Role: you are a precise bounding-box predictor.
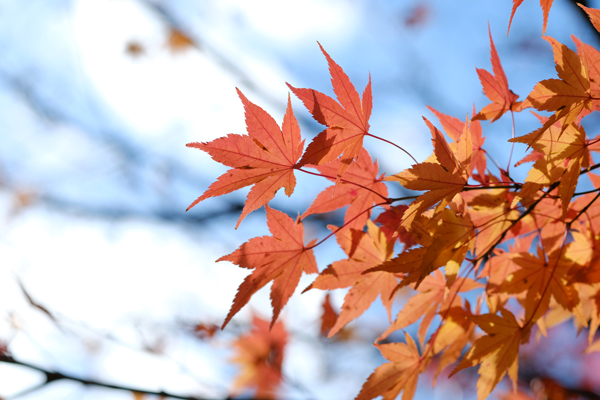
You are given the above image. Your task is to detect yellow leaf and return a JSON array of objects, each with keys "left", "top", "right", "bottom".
[{"left": 451, "top": 309, "right": 527, "bottom": 400}]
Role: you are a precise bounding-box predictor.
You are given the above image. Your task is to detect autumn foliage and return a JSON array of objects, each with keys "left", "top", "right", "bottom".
[{"left": 187, "top": 3, "right": 600, "bottom": 399}]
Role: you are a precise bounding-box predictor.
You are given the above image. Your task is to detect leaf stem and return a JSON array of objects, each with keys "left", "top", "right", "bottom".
[
  {"left": 305, "top": 201, "right": 389, "bottom": 250},
  {"left": 366, "top": 133, "right": 418, "bottom": 164},
  {"left": 297, "top": 168, "right": 389, "bottom": 202},
  {"left": 484, "top": 149, "right": 504, "bottom": 174}
]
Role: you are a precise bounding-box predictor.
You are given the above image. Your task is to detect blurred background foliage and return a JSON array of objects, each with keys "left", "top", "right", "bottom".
[{"left": 2, "top": 0, "right": 600, "bottom": 399}]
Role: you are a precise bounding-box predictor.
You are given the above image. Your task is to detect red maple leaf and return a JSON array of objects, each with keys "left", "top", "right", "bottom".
[
  {"left": 288, "top": 43, "right": 372, "bottom": 182},
  {"left": 219, "top": 206, "right": 317, "bottom": 328},
  {"left": 187, "top": 90, "right": 305, "bottom": 228}
]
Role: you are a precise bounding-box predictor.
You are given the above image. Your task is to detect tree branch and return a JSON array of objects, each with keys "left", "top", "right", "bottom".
[{"left": 0, "top": 354, "right": 232, "bottom": 400}]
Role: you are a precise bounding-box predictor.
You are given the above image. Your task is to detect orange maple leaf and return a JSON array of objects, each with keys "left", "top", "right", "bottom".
[
  {"left": 428, "top": 106, "right": 487, "bottom": 179},
  {"left": 498, "top": 246, "right": 582, "bottom": 324},
  {"left": 219, "top": 206, "right": 317, "bottom": 329},
  {"left": 386, "top": 117, "right": 471, "bottom": 229},
  {"left": 432, "top": 306, "right": 478, "bottom": 384},
  {"left": 481, "top": 235, "right": 534, "bottom": 313},
  {"left": 369, "top": 200, "right": 475, "bottom": 288},
  {"left": 356, "top": 333, "right": 429, "bottom": 400},
  {"left": 187, "top": 90, "right": 305, "bottom": 228},
  {"left": 510, "top": 114, "right": 590, "bottom": 217},
  {"left": 231, "top": 314, "right": 287, "bottom": 399},
  {"left": 451, "top": 309, "right": 529, "bottom": 400},
  {"left": 288, "top": 43, "right": 372, "bottom": 182},
  {"left": 303, "top": 221, "right": 398, "bottom": 337},
  {"left": 376, "top": 270, "right": 482, "bottom": 343},
  {"left": 473, "top": 25, "right": 520, "bottom": 122},
  {"left": 301, "top": 148, "right": 387, "bottom": 230},
  {"left": 522, "top": 36, "right": 592, "bottom": 142},
  {"left": 429, "top": 105, "right": 489, "bottom": 180}
]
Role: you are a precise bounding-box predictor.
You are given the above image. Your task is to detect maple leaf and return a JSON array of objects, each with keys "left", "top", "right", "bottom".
[
  {"left": 287, "top": 43, "right": 372, "bottom": 181},
  {"left": 369, "top": 200, "right": 476, "bottom": 288},
  {"left": 187, "top": 90, "right": 305, "bottom": 228},
  {"left": 432, "top": 306, "right": 478, "bottom": 384},
  {"left": 508, "top": 0, "right": 554, "bottom": 35},
  {"left": 451, "top": 309, "right": 529, "bottom": 400},
  {"left": 303, "top": 221, "right": 398, "bottom": 337},
  {"left": 182, "top": 8, "right": 600, "bottom": 398},
  {"left": 473, "top": 25, "right": 520, "bottom": 122},
  {"left": 231, "top": 314, "right": 287, "bottom": 399},
  {"left": 301, "top": 148, "right": 387, "bottom": 230},
  {"left": 426, "top": 106, "right": 463, "bottom": 142},
  {"left": 219, "top": 206, "right": 317, "bottom": 329},
  {"left": 386, "top": 117, "right": 470, "bottom": 229},
  {"left": 522, "top": 36, "right": 592, "bottom": 141},
  {"left": 428, "top": 106, "right": 487, "bottom": 179},
  {"left": 510, "top": 115, "right": 590, "bottom": 217},
  {"left": 356, "top": 333, "right": 429, "bottom": 400},
  {"left": 498, "top": 246, "right": 582, "bottom": 324},
  {"left": 376, "top": 270, "right": 482, "bottom": 343}
]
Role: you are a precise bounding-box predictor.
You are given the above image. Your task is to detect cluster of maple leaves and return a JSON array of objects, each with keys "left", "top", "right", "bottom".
[{"left": 187, "top": 3, "right": 600, "bottom": 399}]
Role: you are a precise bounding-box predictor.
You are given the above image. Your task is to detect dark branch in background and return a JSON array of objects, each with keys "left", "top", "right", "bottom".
[
  {"left": 39, "top": 192, "right": 245, "bottom": 225},
  {"left": 0, "top": 354, "right": 236, "bottom": 400},
  {"left": 4, "top": 189, "right": 342, "bottom": 231}
]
